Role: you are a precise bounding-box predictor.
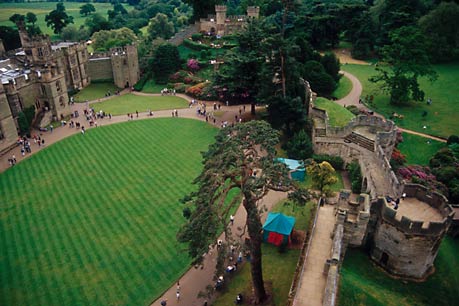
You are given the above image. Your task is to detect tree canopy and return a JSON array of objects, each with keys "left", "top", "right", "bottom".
[
  {"left": 370, "top": 26, "right": 437, "bottom": 105},
  {"left": 177, "top": 120, "right": 293, "bottom": 303},
  {"left": 147, "top": 13, "right": 175, "bottom": 40},
  {"left": 91, "top": 27, "right": 137, "bottom": 51},
  {"left": 80, "top": 3, "right": 96, "bottom": 17},
  {"left": 150, "top": 43, "right": 181, "bottom": 84},
  {"left": 45, "top": 3, "right": 74, "bottom": 34}
]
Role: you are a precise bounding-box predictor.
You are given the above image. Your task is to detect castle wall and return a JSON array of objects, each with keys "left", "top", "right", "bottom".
[
  {"left": 369, "top": 185, "right": 453, "bottom": 279},
  {"left": 88, "top": 58, "right": 113, "bottom": 81},
  {"left": 0, "top": 89, "right": 17, "bottom": 154}
]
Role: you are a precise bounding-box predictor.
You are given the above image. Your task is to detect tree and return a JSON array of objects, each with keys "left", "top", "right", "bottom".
[
  {"left": 25, "top": 12, "right": 37, "bottom": 26},
  {"left": 370, "top": 26, "right": 437, "bottom": 105},
  {"left": 85, "top": 13, "right": 111, "bottom": 35},
  {"left": 91, "top": 27, "right": 137, "bottom": 51},
  {"left": 0, "top": 26, "right": 21, "bottom": 51},
  {"left": 45, "top": 3, "right": 74, "bottom": 34},
  {"left": 147, "top": 13, "right": 174, "bottom": 40},
  {"left": 419, "top": 1, "right": 459, "bottom": 62},
  {"left": 80, "top": 3, "right": 96, "bottom": 16},
  {"left": 183, "top": 0, "right": 220, "bottom": 20},
  {"left": 177, "top": 120, "right": 293, "bottom": 304},
  {"left": 306, "top": 161, "right": 337, "bottom": 195},
  {"left": 320, "top": 52, "right": 341, "bottom": 82},
  {"left": 9, "top": 13, "right": 25, "bottom": 25},
  {"left": 61, "top": 25, "right": 90, "bottom": 42},
  {"left": 150, "top": 43, "right": 181, "bottom": 84},
  {"left": 284, "top": 129, "right": 313, "bottom": 160}
]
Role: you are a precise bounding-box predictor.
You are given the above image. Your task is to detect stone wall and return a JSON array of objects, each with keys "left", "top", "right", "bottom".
[
  {"left": 369, "top": 184, "right": 453, "bottom": 279},
  {"left": 87, "top": 58, "right": 113, "bottom": 81},
  {"left": 323, "top": 224, "right": 344, "bottom": 306}
]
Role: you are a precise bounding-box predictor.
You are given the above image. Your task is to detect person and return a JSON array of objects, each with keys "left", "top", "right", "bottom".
[
  {"left": 160, "top": 299, "right": 167, "bottom": 306},
  {"left": 401, "top": 193, "right": 406, "bottom": 200},
  {"left": 238, "top": 251, "right": 243, "bottom": 263},
  {"left": 236, "top": 293, "right": 243, "bottom": 304},
  {"left": 176, "top": 290, "right": 180, "bottom": 300},
  {"left": 81, "top": 126, "right": 85, "bottom": 135},
  {"left": 230, "top": 214, "right": 234, "bottom": 225},
  {"left": 217, "top": 239, "right": 222, "bottom": 248}
]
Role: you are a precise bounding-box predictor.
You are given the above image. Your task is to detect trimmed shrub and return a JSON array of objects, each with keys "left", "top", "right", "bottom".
[
  {"left": 191, "top": 33, "right": 203, "bottom": 41},
  {"left": 313, "top": 154, "right": 345, "bottom": 170}
]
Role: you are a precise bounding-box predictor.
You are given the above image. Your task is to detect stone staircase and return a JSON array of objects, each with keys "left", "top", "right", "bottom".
[{"left": 344, "top": 132, "right": 374, "bottom": 152}]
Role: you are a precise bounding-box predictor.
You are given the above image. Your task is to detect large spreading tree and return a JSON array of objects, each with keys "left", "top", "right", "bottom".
[
  {"left": 45, "top": 3, "right": 74, "bottom": 34},
  {"left": 370, "top": 26, "right": 437, "bottom": 105},
  {"left": 177, "top": 120, "right": 293, "bottom": 303}
]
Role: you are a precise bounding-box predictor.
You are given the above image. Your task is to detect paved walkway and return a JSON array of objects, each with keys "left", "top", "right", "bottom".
[
  {"left": 151, "top": 191, "right": 287, "bottom": 306},
  {"left": 293, "top": 204, "right": 335, "bottom": 306}
]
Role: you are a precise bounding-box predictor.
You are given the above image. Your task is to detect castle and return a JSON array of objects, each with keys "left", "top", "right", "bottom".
[
  {"left": 306, "top": 98, "right": 455, "bottom": 305},
  {"left": 0, "top": 22, "right": 139, "bottom": 155},
  {"left": 200, "top": 5, "right": 260, "bottom": 36}
]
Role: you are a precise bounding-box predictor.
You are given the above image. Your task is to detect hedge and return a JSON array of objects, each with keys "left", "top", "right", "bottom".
[{"left": 182, "top": 39, "right": 211, "bottom": 51}]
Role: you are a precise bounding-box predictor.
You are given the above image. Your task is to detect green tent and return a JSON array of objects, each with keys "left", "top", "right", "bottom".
[{"left": 263, "top": 212, "right": 296, "bottom": 246}]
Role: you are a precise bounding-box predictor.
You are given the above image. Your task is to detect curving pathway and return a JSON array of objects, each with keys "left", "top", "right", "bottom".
[{"left": 334, "top": 71, "right": 446, "bottom": 143}]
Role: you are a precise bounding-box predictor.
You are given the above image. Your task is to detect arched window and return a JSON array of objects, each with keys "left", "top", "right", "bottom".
[
  {"left": 56, "top": 80, "right": 61, "bottom": 92},
  {"left": 59, "top": 96, "right": 65, "bottom": 107}
]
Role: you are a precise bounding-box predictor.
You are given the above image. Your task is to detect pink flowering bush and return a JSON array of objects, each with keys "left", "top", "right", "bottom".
[
  {"left": 187, "top": 58, "right": 200, "bottom": 71},
  {"left": 398, "top": 165, "right": 448, "bottom": 194}
]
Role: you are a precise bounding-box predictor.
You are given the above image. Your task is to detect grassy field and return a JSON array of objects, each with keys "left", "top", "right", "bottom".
[
  {"left": 141, "top": 80, "right": 164, "bottom": 94},
  {"left": 397, "top": 132, "right": 446, "bottom": 166},
  {"left": 90, "top": 94, "right": 189, "bottom": 115},
  {"left": 339, "top": 237, "right": 459, "bottom": 306},
  {"left": 332, "top": 74, "right": 353, "bottom": 100},
  {"left": 0, "top": 2, "right": 124, "bottom": 40},
  {"left": 73, "top": 83, "right": 120, "bottom": 102},
  {"left": 314, "top": 97, "right": 355, "bottom": 127},
  {"left": 341, "top": 63, "right": 459, "bottom": 138},
  {"left": 0, "top": 118, "right": 217, "bottom": 306},
  {"left": 212, "top": 200, "right": 314, "bottom": 305}
]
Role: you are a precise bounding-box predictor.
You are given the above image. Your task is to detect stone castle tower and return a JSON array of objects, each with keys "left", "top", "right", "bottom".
[
  {"left": 215, "top": 5, "right": 227, "bottom": 36},
  {"left": 367, "top": 184, "right": 453, "bottom": 279},
  {"left": 110, "top": 45, "right": 139, "bottom": 88}
]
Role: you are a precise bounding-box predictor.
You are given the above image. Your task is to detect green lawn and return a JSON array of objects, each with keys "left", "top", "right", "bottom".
[
  {"left": 397, "top": 133, "right": 446, "bottom": 166},
  {"left": 0, "top": 118, "right": 217, "bottom": 306},
  {"left": 141, "top": 80, "right": 164, "bottom": 94},
  {"left": 339, "top": 237, "right": 459, "bottom": 306},
  {"left": 332, "top": 74, "right": 353, "bottom": 100},
  {"left": 90, "top": 94, "right": 189, "bottom": 115},
  {"left": 0, "top": 2, "right": 127, "bottom": 40},
  {"left": 341, "top": 63, "right": 459, "bottom": 138},
  {"left": 212, "top": 201, "right": 314, "bottom": 305},
  {"left": 314, "top": 97, "right": 355, "bottom": 127},
  {"left": 73, "top": 83, "right": 120, "bottom": 102}
]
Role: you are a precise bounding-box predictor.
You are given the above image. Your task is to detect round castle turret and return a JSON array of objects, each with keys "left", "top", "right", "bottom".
[{"left": 369, "top": 183, "right": 454, "bottom": 279}]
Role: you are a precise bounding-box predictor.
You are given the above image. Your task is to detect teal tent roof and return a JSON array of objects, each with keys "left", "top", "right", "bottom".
[
  {"left": 263, "top": 212, "right": 296, "bottom": 236},
  {"left": 275, "top": 158, "right": 305, "bottom": 171}
]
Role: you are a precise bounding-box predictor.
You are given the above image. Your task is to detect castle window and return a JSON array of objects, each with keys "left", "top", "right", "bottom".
[
  {"left": 0, "top": 123, "right": 4, "bottom": 140},
  {"left": 41, "top": 85, "right": 46, "bottom": 96},
  {"left": 70, "top": 55, "right": 76, "bottom": 65},
  {"left": 73, "top": 68, "right": 80, "bottom": 81},
  {"left": 38, "top": 47, "right": 43, "bottom": 57},
  {"left": 59, "top": 96, "right": 65, "bottom": 107},
  {"left": 123, "top": 59, "right": 127, "bottom": 65},
  {"left": 56, "top": 80, "right": 61, "bottom": 92}
]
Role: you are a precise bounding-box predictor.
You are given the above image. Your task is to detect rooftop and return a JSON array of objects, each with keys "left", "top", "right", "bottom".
[
  {"left": 394, "top": 197, "right": 444, "bottom": 223},
  {"left": 353, "top": 126, "right": 385, "bottom": 141}
]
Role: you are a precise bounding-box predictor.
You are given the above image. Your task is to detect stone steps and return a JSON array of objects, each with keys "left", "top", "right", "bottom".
[{"left": 344, "top": 132, "right": 374, "bottom": 152}]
